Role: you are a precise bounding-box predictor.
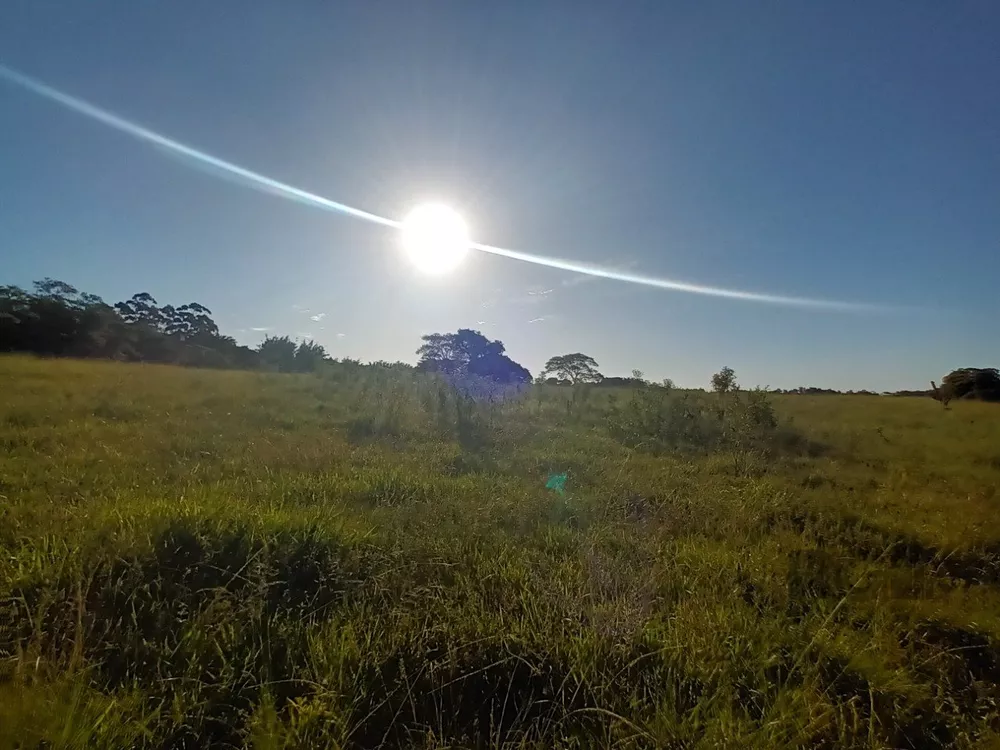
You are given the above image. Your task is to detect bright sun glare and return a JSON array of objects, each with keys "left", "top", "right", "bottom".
[{"left": 400, "top": 203, "right": 470, "bottom": 275}]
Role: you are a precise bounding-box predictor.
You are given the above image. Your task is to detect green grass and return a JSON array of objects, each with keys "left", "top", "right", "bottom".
[{"left": 2, "top": 354, "right": 1000, "bottom": 748}]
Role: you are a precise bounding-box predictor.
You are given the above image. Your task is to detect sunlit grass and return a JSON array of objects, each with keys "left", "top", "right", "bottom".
[{"left": 2, "top": 354, "right": 1000, "bottom": 748}]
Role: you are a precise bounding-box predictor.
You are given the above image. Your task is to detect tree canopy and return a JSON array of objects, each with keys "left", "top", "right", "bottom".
[
  {"left": 540, "top": 353, "right": 603, "bottom": 384},
  {"left": 417, "top": 329, "right": 531, "bottom": 384},
  {"left": 710, "top": 366, "right": 737, "bottom": 394},
  {"left": 938, "top": 368, "right": 1000, "bottom": 402},
  {"left": 0, "top": 279, "right": 313, "bottom": 371}
]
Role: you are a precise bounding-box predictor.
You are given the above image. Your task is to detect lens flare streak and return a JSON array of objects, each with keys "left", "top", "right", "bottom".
[{"left": 0, "top": 63, "right": 885, "bottom": 312}]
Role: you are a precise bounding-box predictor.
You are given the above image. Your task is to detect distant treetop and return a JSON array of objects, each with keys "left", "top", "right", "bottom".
[{"left": 541, "top": 353, "right": 603, "bottom": 384}]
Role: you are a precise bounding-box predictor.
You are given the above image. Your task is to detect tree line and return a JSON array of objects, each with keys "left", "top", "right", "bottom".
[
  {"left": 0, "top": 278, "right": 327, "bottom": 372},
  {"left": 2, "top": 279, "right": 997, "bottom": 399}
]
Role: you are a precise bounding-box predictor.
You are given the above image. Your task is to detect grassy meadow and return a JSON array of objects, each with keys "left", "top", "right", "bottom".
[{"left": 2, "top": 354, "right": 1000, "bottom": 748}]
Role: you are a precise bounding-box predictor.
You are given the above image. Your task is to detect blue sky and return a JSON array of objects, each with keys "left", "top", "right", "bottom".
[{"left": 2, "top": 2, "right": 997, "bottom": 390}]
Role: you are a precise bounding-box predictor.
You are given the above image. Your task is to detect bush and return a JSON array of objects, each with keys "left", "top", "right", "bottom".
[{"left": 609, "top": 381, "right": 787, "bottom": 462}]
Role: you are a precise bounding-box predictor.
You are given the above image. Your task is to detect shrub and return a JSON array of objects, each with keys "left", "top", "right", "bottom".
[{"left": 609, "top": 381, "right": 787, "bottom": 461}]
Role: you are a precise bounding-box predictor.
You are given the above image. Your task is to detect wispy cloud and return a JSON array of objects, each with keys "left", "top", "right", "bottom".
[
  {"left": 310, "top": 313, "right": 326, "bottom": 322},
  {"left": 336, "top": 332, "right": 346, "bottom": 338},
  {"left": 527, "top": 316, "right": 548, "bottom": 324},
  {"left": 291, "top": 304, "right": 310, "bottom": 313},
  {"left": 250, "top": 326, "right": 271, "bottom": 332}
]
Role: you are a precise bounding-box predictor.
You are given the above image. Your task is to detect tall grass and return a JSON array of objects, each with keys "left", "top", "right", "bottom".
[{"left": 2, "top": 355, "right": 1000, "bottom": 748}]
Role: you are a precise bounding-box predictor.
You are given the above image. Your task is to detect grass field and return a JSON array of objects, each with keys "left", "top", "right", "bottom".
[{"left": 2, "top": 354, "right": 1000, "bottom": 748}]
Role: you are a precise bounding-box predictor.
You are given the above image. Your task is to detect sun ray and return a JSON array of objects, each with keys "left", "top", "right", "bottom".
[{"left": 0, "top": 63, "right": 894, "bottom": 313}]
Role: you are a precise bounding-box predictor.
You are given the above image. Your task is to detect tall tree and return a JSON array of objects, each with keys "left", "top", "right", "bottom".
[
  {"left": 417, "top": 329, "right": 505, "bottom": 374},
  {"left": 1, "top": 279, "right": 114, "bottom": 356},
  {"left": 541, "top": 353, "right": 603, "bottom": 384},
  {"left": 417, "top": 329, "right": 530, "bottom": 384},
  {"left": 164, "top": 303, "right": 220, "bottom": 340},
  {"left": 710, "top": 366, "right": 737, "bottom": 394},
  {"left": 114, "top": 292, "right": 164, "bottom": 329},
  {"left": 258, "top": 335, "right": 298, "bottom": 372},
  {"left": 940, "top": 368, "right": 1000, "bottom": 402},
  {"left": 294, "top": 340, "right": 330, "bottom": 372}
]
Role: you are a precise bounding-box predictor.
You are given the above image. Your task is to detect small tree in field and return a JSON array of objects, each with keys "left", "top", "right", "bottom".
[{"left": 711, "top": 366, "right": 737, "bottom": 394}]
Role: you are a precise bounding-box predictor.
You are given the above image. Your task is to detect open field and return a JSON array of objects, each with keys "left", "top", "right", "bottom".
[{"left": 2, "top": 355, "right": 1000, "bottom": 748}]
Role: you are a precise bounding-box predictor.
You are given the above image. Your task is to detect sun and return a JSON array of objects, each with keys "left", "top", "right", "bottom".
[{"left": 400, "top": 203, "right": 470, "bottom": 275}]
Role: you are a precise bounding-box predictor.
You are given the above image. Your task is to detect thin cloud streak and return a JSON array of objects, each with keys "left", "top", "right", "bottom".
[{"left": 0, "top": 63, "right": 896, "bottom": 314}]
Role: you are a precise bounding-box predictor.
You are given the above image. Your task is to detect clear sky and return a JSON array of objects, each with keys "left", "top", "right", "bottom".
[{"left": 2, "top": 2, "right": 998, "bottom": 390}]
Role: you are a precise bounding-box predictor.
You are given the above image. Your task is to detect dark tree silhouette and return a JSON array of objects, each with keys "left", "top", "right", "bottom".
[
  {"left": 2, "top": 279, "right": 117, "bottom": 357},
  {"left": 467, "top": 350, "right": 532, "bottom": 384},
  {"left": 1, "top": 279, "right": 258, "bottom": 368},
  {"left": 939, "top": 368, "right": 1000, "bottom": 402},
  {"left": 257, "top": 335, "right": 298, "bottom": 371},
  {"left": 115, "top": 292, "right": 164, "bottom": 328},
  {"left": 255, "top": 336, "right": 330, "bottom": 373},
  {"left": 294, "top": 340, "right": 330, "bottom": 372},
  {"left": 417, "top": 329, "right": 530, "bottom": 384},
  {"left": 711, "top": 366, "right": 737, "bottom": 394},
  {"left": 540, "top": 353, "right": 602, "bottom": 384}
]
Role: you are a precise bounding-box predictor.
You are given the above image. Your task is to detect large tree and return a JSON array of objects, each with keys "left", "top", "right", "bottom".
[
  {"left": 294, "top": 340, "right": 330, "bottom": 372},
  {"left": 417, "top": 329, "right": 530, "bottom": 384},
  {"left": 938, "top": 368, "right": 1000, "bottom": 402},
  {"left": 540, "top": 353, "right": 603, "bottom": 384},
  {"left": 258, "top": 335, "right": 298, "bottom": 371}
]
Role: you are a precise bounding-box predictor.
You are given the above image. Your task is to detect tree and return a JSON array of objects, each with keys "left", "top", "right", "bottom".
[
  {"left": 631, "top": 369, "right": 646, "bottom": 383},
  {"left": 662, "top": 378, "right": 675, "bottom": 390},
  {"left": 711, "top": 366, "right": 737, "bottom": 394},
  {"left": 541, "top": 353, "right": 603, "bottom": 384},
  {"left": 258, "top": 335, "right": 298, "bottom": 372},
  {"left": 417, "top": 329, "right": 505, "bottom": 373},
  {"left": 417, "top": 329, "right": 530, "bottom": 384},
  {"left": 114, "top": 292, "right": 164, "bottom": 329},
  {"left": 939, "top": 368, "right": 1000, "bottom": 402},
  {"left": 294, "top": 340, "right": 330, "bottom": 372},
  {"left": 468, "top": 350, "right": 532, "bottom": 384},
  {"left": 0, "top": 279, "right": 120, "bottom": 357},
  {"left": 163, "top": 303, "right": 219, "bottom": 340}
]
